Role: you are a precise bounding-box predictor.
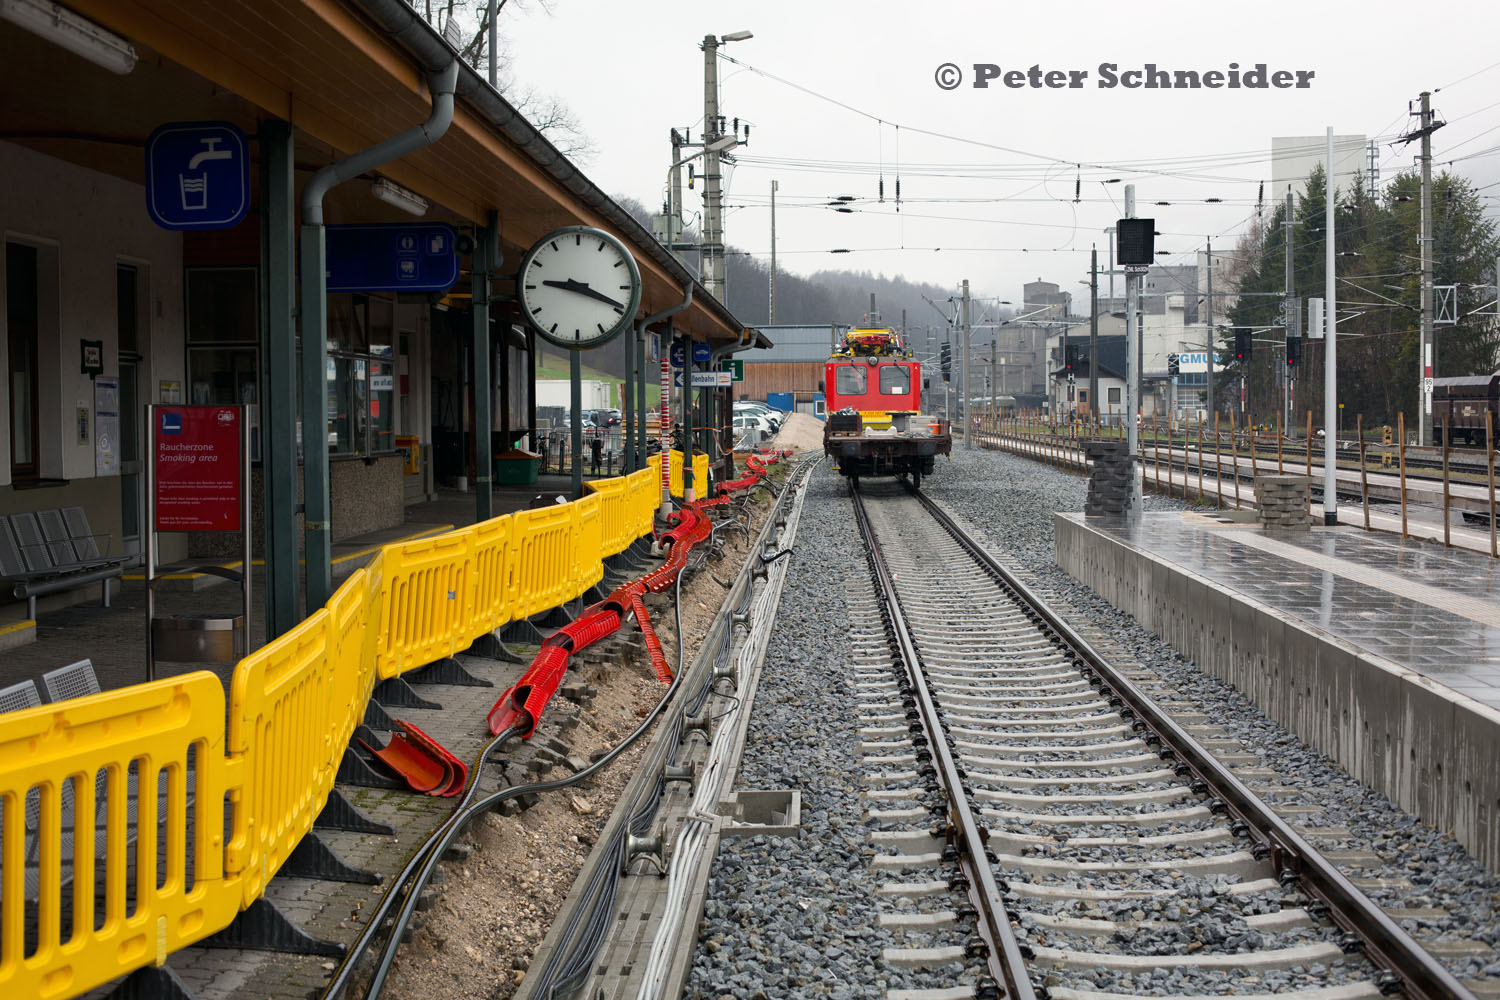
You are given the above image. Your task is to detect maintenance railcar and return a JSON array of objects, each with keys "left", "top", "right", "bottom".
[
  {"left": 1432, "top": 373, "right": 1499, "bottom": 446},
  {"left": 823, "top": 328, "right": 951, "bottom": 486}
]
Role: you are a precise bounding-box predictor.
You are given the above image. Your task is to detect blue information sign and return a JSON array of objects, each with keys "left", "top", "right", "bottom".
[
  {"left": 669, "top": 341, "right": 686, "bottom": 368},
  {"left": 692, "top": 342, "right": 712, "bottom": 364},
  {"left": 145, "top": 122, "right": 250, "bottom": 230},
  {"left": 325, "top": 223, "right": 459, "bottom": 294}
]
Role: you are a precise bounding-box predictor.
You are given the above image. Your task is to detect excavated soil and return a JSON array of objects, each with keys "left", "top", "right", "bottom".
[{"left": 381, "top": 477, "right": 784, "bottom": 1000}]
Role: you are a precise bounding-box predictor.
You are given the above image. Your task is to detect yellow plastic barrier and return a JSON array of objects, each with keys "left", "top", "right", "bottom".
[
  {"left": 374, "top": 528, "right": 475, "bottom": 679},
  {"left": 667, "top": 450, "right": 711, "bottom": 498},
  {"left": 584, "top": 477, "right": 632, "bottom": 558},
  {"left": 467, "top": 514, "right": 515, "bottom": 639},
  {"left": 0, "top": 673, "right": 239, "bottom": 999},
  {"left": 0, "top": 439, "right": 676, "bottom": 1000},
  {"left": 573, "top": 492, "right": 604, "bottom": 596},
  {"left": 510, "top": 503, "right": 576, "bottom": 619},
  {"left": 325, "top": 567, "right": 377, "bottom": 775},
  {"left": 227, "top": 607, "right": 334, "bottom": 904}
]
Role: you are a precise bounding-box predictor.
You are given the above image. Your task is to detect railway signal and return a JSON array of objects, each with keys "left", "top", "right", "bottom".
[
  {"left": 1064, "top": 344, "right": 1080, "bottom": 373},
  {"left": 1286, "top": 336, "right": 1302, "bottom": 367},
  {"left": 940, "top": 342, "right": 952, "bottom": 381},
  {"left": 1234, "top": 331, "right": 1251, "bottom": 362}
]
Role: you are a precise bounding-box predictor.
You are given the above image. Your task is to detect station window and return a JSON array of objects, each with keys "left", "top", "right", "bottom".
[
  {"left": 1108, "top": 387, "right": 1122, "bottom": 404},
  {"left": 834, "top": 364, "right": 867, "bottom": 395},
  {"left": 878, "top": 365, "right": 911, "bottom": 395},
  {"left": 327, "top": 294, "right": 397, "bottom": 457}
]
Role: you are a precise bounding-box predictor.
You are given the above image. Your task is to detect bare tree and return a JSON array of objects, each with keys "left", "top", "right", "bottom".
[{"left": 422, "top": 0, "right": 596, "bottom": 162}]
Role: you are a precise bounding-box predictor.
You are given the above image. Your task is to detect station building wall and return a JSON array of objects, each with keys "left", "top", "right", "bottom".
[{"left": 0, "top": 140, "right": 188, "bottom": 568}]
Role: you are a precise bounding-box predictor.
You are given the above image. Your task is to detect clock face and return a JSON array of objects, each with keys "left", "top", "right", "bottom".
[{"left": 518, "top": 227, "right": 642, "bottom": 349}]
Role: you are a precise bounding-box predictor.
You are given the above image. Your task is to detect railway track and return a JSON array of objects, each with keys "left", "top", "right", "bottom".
[{"left": 848, "top": 478, "right": 1476, "bottom": 1000}]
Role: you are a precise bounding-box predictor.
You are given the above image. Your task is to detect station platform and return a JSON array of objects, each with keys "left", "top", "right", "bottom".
[
  {"left": 0, "top": 470, "right": 634, "bottom": 694},
  {"left": 1056, "top": 511, "right": 1500, "bottom": 874}
]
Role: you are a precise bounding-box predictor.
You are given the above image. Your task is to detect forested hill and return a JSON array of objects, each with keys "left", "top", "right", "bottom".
[{"left": 616, "top": 197, "right": 971, "bottom": 331}]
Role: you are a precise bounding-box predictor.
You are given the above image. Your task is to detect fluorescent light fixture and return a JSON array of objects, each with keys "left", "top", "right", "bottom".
[
  {"left": 371, "top": 177, "right": 429, "bottom": 217},
  {"left": 706, "top": 136, "right": 739, "bottom": 154},
  {"left": 0, "top": 0, "right": 137, "bottom": 74}
]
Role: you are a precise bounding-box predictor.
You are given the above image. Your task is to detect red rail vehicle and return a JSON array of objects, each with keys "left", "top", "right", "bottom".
[{"left": 823, "top": 328, "right": 951, "bottom": 487}]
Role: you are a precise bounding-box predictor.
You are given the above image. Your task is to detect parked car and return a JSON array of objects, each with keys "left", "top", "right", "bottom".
[
  {"left": 732, "top": 412, "right": 775, "bottom": 443},
  {"left": 734, "top": 401, "right": 784, "bottom": 431},
  {"left": 590, "top": 408, "right": 621, "bottom": 427}
]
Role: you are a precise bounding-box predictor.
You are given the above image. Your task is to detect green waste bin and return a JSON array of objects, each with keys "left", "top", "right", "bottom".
[{"left": 495, "top": 449, "right": 541, "bottom": 485}]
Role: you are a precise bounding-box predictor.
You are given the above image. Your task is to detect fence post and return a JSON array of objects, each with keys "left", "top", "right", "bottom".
[
  {"left": 1305, "top": 411, "right": 1313, "bottom": 514},
  {"left": 1358, "top": 413, "right": 1370, "bottom": 531},
  {"left": 1248, "top": 413, "right": 1258, "bottom": 482},
  {"left": 1398, "top": 411, "right": 1409, "bottom": 539}
]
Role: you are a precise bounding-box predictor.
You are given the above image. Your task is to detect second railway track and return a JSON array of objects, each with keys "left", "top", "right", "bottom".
[{"left": 847, "top": 478, "right": 1473, "bottom": 1000}]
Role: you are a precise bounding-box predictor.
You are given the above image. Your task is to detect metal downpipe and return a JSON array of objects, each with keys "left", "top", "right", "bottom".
[{"left": 298, "top": 59, "right": 459, "bottom": 607}]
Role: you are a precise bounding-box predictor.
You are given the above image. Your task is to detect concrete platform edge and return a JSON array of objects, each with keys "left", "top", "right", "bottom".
[{"left": 1055, "top": 512, "right": 1500, "bottom": 876}]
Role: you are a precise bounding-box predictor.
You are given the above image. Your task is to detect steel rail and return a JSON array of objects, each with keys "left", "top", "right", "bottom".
[
  {"left": 849, "top": 481, "right": 1031, "bottom": 1000},
  {"left": 908, "top": 486, "right": 1477, "bottom": 1000}
]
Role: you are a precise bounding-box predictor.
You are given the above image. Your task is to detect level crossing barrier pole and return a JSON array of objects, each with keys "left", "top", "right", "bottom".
[
  {"left": 1230, "top": 411, "right": 1240, "bottom": 508},
  {"left": 1277, "top": 412, "right": 1284, "bottom": 474},
  {"left": 1443, "top": 416, "right": 1451, "bottom": 547},
  {"left": 1214, "top": 414, "right": 1223, "bottom": 508},
  {"left": 1399, "top": 412, "right": 1409, "bottom": 538},
  {"left": 1487, "top": 411, "right": 1497, "bottom": 557},
  {"left": 1358, "top": 414, "right": 1370, "bottom": 530}
]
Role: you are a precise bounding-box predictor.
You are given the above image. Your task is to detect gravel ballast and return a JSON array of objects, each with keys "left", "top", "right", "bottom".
[{"left": 683, "top": 447, "right": 1500, "bottom": 998}]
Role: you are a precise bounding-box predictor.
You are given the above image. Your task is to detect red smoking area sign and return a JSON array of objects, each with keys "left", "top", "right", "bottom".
[{"left": 154, "top": 405, "right": 243, "bottom": 531}]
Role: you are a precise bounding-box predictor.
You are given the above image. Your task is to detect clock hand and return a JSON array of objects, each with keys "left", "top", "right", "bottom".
[{"left": 541, "top": 278, "right": 624, "bottom": 309}]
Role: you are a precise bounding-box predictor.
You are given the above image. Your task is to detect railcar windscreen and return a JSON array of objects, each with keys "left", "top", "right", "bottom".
[
  {"left": 835, "top": 364, "right": 867, "bottom": 395},
  {"left": 879, "top": 365, "right": 911, "bottom": 395}
]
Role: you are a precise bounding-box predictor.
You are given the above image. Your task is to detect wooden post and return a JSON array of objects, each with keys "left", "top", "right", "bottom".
[
  {"left": 1398, "top": 411, "right": 1408, "bottom": 539},
  {"left": 1358, "top": 414, "right": 1370, "bottom": 531},
  {"left": 1230, "top": 410, "right": 1240, "bottom": 508},
  {"left": 1442, "top": 415, "right": 1451, "bottom": 548},
  {"left": 1487, "top": 410, "right": 1496, "bottom": 559},
  {"left": 1214, "top": 412, "right": 1223, "bottom": 508},
  {"left": 1154, "top": 415, "right": 1162, "bottom": 494}
]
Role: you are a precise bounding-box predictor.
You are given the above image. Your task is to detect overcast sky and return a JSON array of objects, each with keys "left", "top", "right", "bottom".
[{"left": 502, "top": 0, "right": 1500, "bottom": 303}]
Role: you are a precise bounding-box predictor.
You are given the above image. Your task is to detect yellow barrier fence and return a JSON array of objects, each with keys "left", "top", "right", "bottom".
[
  {"left": 0, "top": 459, "right": 671, "bottom": 998},
  {"left": 375, "top": 528, "right": 475, "bottom": 680},
  {"left": 510, "top": 503, "right": 576, "bottom": 619},
  {"left": 228, "top": 606, "right": 334, "bottom": 904},
  {"left": 0, "top": 673, "right": 239, "bottom": 999},
  {"left": 573, "top": 493, "right": 604, "bottom": 597},
  {"left": 467, "top": 514, "right": 515, "bottom": 639},
  {"left": 667, "top": 450, "right": 711, "bottom": 499},
  {"left": 584, "top": 478, "right": 632, "bottom": 558}
]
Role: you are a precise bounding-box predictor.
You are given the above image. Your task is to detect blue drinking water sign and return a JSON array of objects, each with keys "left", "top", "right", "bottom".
[
  {"left": 325, "top": 223, "right": 459, "bottom": 294},
  {"left": 145, "top": 122, "right": 250, "bottom": 230}
]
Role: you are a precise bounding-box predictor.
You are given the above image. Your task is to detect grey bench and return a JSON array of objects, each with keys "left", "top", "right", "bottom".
[{"left": 0, "top": 508, "right": 128, "bottom": 618}]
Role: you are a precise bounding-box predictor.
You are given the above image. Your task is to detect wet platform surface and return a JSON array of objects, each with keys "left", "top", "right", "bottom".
[{"left": 1078, "top": 512, "right": 1500, "bottom": 711}]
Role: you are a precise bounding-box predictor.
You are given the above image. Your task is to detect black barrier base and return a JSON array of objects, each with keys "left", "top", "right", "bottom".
[
  {"left": 502, "top": 618, "right": 547, "bottom": 644},
  {"left": 467, "top": 630, "right": 525, "bottom": 663},
  {"left": 200, "top": 898, "right": 344, "bottom": 957},
  {"left": 107, "top": 964, "right": 198, "bottom": 1000},
  {"left": 282, "top": 832, "right": 380, "bottom": 884},
  {"left": 362, "top": 698, "right": 397, "bottom": 731},
  {"left": 406, "top": 656, "right": 492, "bottom": 687},
  {"left": 336, "top": 744, "right": 402, "bottom": 789},
  {"left": 315, "top": 788, "right": 395, "bottom": 834},
  {"left": 372, "top": 677, "right": 441, "bottom": 711}
]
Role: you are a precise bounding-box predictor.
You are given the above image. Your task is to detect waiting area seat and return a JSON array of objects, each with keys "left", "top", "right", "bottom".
[{"left": 0, "top": 507, "right": 129, "bottom": 618}]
